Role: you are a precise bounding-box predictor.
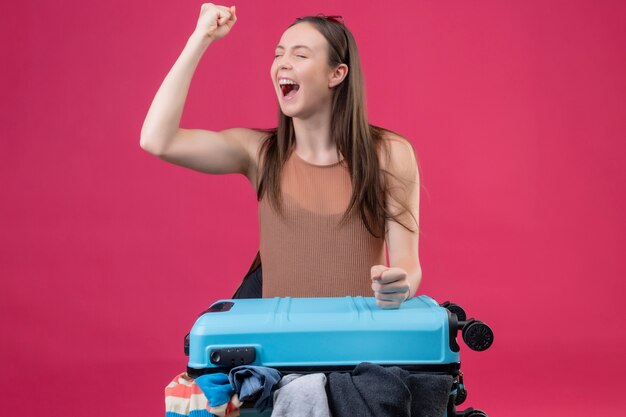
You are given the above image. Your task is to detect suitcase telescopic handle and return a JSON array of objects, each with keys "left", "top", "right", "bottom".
[{"left": 184, "top": 332, "right": 190, "bottom": 356}]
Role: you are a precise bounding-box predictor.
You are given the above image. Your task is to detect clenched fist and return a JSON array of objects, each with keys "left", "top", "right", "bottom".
[
  {"left": 371, "top": 265, "right": 411, "bottom": 309},
  {"left": 194, "top": 3, "right": 237, "bottom": 41}
]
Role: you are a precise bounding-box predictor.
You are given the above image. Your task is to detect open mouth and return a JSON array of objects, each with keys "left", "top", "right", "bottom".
[{"left": 280, "top": 82, "right": 300, "bottom": 99}]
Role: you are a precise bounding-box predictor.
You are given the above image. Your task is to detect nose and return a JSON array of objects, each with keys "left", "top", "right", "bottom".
[
  {"left": 275, "top": 54, "right": 294, "bottom": 70},
  {"left": 279, "top": 60, "right": 292, "bottom": 71}
]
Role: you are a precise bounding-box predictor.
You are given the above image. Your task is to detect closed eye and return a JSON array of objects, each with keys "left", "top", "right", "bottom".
[{"left": 273, "top": 55, "right": 307, "bottom": 58}]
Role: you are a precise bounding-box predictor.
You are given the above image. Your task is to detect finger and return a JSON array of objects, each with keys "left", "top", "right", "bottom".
[
  {"left": 215, "top": 6, "right": 232, "bottom": 24},
  {"left": 227, "top": 5, "right": 237, "bottom": 21},
  {"left": 372, "top": 281, "right": 409, "bottom": 294},
  {"left": 219, "top": 12, "right": 231, "bottom": 25},
  {"left": 375, "top": 298, "right": 401, "bottom": 309},
  {"left": 371, "top": 279, "right": 409, "bottom": 292},
  {"left": 378, "top": 267, "right": 407, "bottom": 284},
  {"left": 370, "top": 264, "right": 387, "bottom": 280},
  {"left": 227, "top": 8, "right": 237, "bottom": 26},
  {"left": 215, "top": 4, "right": 233, "bottom": 13},
  {"left": 374, "top": 291, "right": 407, "bottom": 302},
  {"left": 374, "top": 292, "right": 406, "bottom": 303},
  {"left": 217, "top": 5, "right": 235, "bottom": 16}
]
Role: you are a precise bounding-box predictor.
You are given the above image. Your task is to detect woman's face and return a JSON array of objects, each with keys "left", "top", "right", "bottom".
[{"left": 271, "top": 22, "right": 338, "bottom": 118}]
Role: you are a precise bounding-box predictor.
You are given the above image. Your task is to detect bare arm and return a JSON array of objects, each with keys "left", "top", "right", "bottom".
[
  {"left": 140, "top": 31, "right": 213, "bottom": 155},
  {"left": 371, "top": 135, "right": 422, "bottom": 308},
  {"left": 155, "top": 127, "right": 264, "bottom": 179},
  {"left": 384, "top": 136, "right": 422, "bottom": 299},
  {"left": 140, "top": 5, "right": 258, "bottom": 178}
]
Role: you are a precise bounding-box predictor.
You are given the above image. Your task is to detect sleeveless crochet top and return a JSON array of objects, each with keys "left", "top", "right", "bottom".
[{"left": 258, "top": 149, "right": 387, "bottom": 298}]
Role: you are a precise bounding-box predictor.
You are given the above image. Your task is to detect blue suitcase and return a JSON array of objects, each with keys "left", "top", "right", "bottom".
[{"left": 184, "top": 296, "right": 493, "bottom": 417}]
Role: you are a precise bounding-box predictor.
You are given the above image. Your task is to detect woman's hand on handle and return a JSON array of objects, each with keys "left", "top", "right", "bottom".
[
  {"left": 370, "top": 265, "right": 410, "bottom": 309},
  {"left": 194, "top": 3, "right": 237, "bottom": 41}
]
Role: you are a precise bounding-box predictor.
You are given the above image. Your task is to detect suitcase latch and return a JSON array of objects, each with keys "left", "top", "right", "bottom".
[{"left": 210, "top": 347, "right": 256, "bottom": 367}]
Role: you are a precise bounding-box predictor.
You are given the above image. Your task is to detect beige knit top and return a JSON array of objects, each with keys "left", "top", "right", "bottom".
[{"left": 259, "top": 149, "right": 387, "bottom": 298}]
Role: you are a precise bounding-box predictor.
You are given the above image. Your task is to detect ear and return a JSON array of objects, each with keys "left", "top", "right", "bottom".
[{"left": 328, "top": 64, "right": 349, "bottom": 88}]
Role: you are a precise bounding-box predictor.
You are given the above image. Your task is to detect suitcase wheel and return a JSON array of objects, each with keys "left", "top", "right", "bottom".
[
  {"left": 454, "top": 383, "right": 467, "bottom": 405},
  {"left": 454, "top": 371, "right": 467, "bottom": 405},
  {"left": 456, "top": 408, "right": 488, "bottom": 417},
  {"left": 462, "top": 320, "right": 494, "bottom": 351}
]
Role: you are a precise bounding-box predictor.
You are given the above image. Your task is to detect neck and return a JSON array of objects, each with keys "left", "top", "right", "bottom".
[{"left": 291, "top": 105, "right": 342, "bottom": 164}]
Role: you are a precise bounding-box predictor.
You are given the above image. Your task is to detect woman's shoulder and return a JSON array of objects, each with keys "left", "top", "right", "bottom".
[
  {"left": 375, "top": 129, "right": 417, "bottom": 174},
  {"left": 233, "top": 127, "right": 275, "bottom": 192},
  {"left": 231, "top": 127, "right": 273, "bottom": 162}
]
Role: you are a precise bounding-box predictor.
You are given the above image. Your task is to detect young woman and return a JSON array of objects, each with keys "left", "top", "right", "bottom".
[{"left": 140, "top": 4, "right": 422, "bottom": 309}]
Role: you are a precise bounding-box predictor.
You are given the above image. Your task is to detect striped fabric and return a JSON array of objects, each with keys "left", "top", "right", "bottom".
[{"left": 165, "top": 372, "right": 243, "bottom": 417}]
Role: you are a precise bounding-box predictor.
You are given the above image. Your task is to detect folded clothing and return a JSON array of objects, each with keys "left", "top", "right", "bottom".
[
  {"left": 228, "top": 365, "right": 282, "bottom": 413},
  {"left": 196, "top": 373, "right": 243, "bottom": 417},
  {"left": 403, "top": 372, "right": 455, "bottom": 417},
  {"left": 165, "top": 372, "right": 242, "bottom": 417},
  {"left": 327, "top": 362, "right": 454, "bottom": 417},
  {"left": 271, "top": 373, "right": 330, "bottom": 417},
  {"left": 165, "top": 372, "right": 210, "bottom": 417}
]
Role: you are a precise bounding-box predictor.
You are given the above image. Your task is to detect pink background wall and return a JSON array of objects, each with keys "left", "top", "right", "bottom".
[{"left": 2, "top": 0, "right": 625, "bottom": 415}]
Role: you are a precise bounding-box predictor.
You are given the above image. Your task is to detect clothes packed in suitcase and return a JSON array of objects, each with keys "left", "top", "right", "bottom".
[{"left": 166, "top": 295, "right": 493, "bottom": 417}]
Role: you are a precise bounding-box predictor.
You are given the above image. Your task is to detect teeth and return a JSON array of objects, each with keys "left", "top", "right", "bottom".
[{"left": 279, "top": 79, "right": 299, "bottom": 85}]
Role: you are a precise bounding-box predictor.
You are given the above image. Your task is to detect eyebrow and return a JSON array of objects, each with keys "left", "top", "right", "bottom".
[{"left": 275, "top": 44, "right": 314, "bottom": 51}]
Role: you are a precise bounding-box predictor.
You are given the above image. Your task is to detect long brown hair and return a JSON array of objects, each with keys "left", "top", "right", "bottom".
[{"left": 253, "top": 16, "right": 419, "bottom": 239}]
